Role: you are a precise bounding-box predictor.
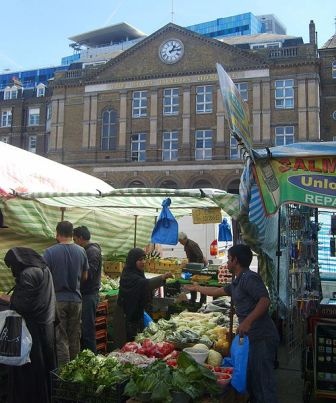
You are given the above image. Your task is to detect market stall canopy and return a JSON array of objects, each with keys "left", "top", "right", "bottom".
[
  {"left": 0, "top": 143, "right": 239, "bottom": 290},
  {"left": 253, "top": 142, "right": 336, "bottom": 215},
  {"left": 0, "top": 142, "right": 113, "bottom": 196}
]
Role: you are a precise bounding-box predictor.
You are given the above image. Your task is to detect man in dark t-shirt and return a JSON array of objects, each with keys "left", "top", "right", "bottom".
[
  {"left": 43, "top": 221, "right": 88, "bottom": 367},
  {"left": 185, "top": 244, "right": 279, "bottom": 403}
]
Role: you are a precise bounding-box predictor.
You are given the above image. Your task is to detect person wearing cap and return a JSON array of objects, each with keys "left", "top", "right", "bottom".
[
  {"left": 113, "top": 247, "right": 173, "bottom": 347},
  {"left": 178, "top": 231, "right": 208, "bottom": 305}
]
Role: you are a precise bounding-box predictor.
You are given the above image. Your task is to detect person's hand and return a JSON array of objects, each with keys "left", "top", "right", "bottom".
[
  {"left": 236, "top": 318, "right": 252, "bottom": 336},
  {"left": 162, "top": 272, "right": 174, "bottom": 280},
  {"left": 183, "top": 284, "right": 198, "bottom": 292}
]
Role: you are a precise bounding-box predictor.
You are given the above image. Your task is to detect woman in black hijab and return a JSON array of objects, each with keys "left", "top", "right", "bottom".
[
  {"left": 113, "top": 248, "right": 173, "bottom": 347},
  {"left": 4, "top": 247, "right": 57, "bottom": 403}
]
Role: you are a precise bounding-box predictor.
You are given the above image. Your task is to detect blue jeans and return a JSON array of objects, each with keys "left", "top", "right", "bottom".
[
  {"left": 247, "top": 338, "right": 279, "bottom": 403},
  {"left": 81, "top": 293, "right": 99, "bottom": 353}
]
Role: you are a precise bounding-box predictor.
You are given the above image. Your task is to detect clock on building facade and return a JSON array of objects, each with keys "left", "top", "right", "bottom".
[{"left": 159, "top": 38, "right": 184, "bottom": 64}]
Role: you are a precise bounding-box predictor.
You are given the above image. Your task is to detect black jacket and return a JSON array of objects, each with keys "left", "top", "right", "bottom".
[{"left": 80, "top": 243, "right": 102, "bottom": 295}]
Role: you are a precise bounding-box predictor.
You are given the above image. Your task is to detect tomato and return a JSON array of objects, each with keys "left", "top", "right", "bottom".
[
  {"left": 142, "top": 339, "right": 155, "bottom": 349},
  {"left": 217, "top": 373, "right": 231, "bottom": 380},
  {"left": 166, "top": 358, "right": 177, "bottom": 367}
]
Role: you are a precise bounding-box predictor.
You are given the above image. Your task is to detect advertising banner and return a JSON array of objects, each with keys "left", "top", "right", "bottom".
[
  {"left": 216, "top": 63, "right": 253, "bottom": 157},
  {"left": 255, "top": 156, "right": 336, "bottom": 215}
]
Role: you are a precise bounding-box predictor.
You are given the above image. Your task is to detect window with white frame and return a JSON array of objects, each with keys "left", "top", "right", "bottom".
[
  {"left": 1, "top": 109, "right": 12, "bottom": 127},
  {"left": 131, "top": 133, "right": 146, "bottom": 161},
  {"left": 101, "top": 109, "right": 118, "bottom": 150},
  {"left": 196, "top": 85, "right": 213, "bottom": 113},
  {"left": 275, "top": 79, "right": 294, "bottom": 109},
  {"left": 195, "top": 129, "right": 212, "bottom": 160},
  {"left": 0, "top": 136, "right": 9, "bottom": 143},
  {"left": 230, "top": 136, "right": 239, "bottom": 159},
  {"left": 163, "top": 88, "right": 179, "bottom": 115},
  {"left": 28, "top": 135, "right": 37, "bottom": 153},
  {"left": 28, "top": 108, "right": 40, "bottom": 126},
  {"left": 275, "top": 126, "right": 294, "bottom": 146},
  {"left": 132, "top": 91, "right": 147, "bottom": 117},
  {"left": 4, "top": 85, "right": 18, "bottom": 100},
  {"left": 162, "top": 131, "right": 178, "bottom": 161},
  {"left": 36, "top": 84, "right": 45, "bottom": 97},
  {"left": 236, "top": 82, "right": 248, "bottom": 101},
  {"left": 332, "top": 61, "right": 336, "bottom": 79}
]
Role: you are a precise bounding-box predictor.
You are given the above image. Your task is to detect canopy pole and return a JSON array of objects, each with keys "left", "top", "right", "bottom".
[
  {"left": 134, "top": 215, "right": 138, "bottom": 247},
  {"left": 60, "top": 207, "right": 66, "bottom": 221}
]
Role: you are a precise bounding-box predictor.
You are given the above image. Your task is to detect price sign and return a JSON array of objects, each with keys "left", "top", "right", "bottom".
[{"left": 192, "top": 208, "right": 222, "bottom": 224}]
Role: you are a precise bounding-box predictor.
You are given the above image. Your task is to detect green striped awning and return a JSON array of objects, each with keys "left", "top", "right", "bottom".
[{"left": 0, "top": 188, "right": 239, "bottom": 289}]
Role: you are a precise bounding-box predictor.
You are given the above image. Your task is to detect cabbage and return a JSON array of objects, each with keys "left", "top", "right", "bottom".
[{"left": 207, "top": 349, "right": 222, "bottom": 367}]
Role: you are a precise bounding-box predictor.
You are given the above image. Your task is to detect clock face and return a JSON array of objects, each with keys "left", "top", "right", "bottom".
[{"left": 159, "top": 39, "right": 184, "bottom": 64}]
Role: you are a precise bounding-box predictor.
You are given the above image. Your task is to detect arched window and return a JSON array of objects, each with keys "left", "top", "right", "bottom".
[
  {"left": 227, "top": 179, "right": 240, "bottom": 195},
  {"left": 101, "top": 109, "right": 118, "bottom": 150},
  {"left": 159, "top": 180, "right": 178, "bottom": 189},
  {"left": 192, "top": 179, "right": 213, "bottom": 189},
  {"left": 128, "top": 180, "right": 145, "bottom": 188}
]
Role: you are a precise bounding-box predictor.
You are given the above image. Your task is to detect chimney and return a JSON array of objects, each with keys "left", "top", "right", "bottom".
[{"left": 309, "top": 20, "right": 316, "bottom": 45}]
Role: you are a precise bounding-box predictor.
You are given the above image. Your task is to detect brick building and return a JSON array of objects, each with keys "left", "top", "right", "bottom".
[{"left": 1, "top": 21, "right": 334, "bottom": 192}]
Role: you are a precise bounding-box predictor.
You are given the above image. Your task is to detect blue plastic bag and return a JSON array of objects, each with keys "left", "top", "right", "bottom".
[
  {"left": 223, "top": 335, "right": 249, "bottom": 393},
  {"left": 143, "top": 311, "right": 153, "bottom": 327},
  {"left": 151, "top": 198, "right": 178, "bottom": 245}
]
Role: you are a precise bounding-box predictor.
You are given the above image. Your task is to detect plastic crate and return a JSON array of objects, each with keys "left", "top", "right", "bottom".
[
  {"left": 51, "top": 371, "right": 128, "bottom": 403},
  {"left": 164, "top": 281, "right": 181, "bottom": 297}
]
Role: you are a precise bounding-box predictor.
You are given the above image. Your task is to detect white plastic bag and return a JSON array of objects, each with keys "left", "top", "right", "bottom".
[{"left": 0, "top": 310, "right": 32, "bottom": 366}]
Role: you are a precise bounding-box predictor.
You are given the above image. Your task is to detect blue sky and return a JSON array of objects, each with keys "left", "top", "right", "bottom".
[{"left": 1, "top": 0, "right": 335, "bottom": 72}]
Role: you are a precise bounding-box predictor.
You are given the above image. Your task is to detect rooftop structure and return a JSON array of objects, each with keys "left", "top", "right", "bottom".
[
  {"left": 220, "top": 33, "right": 302, "bottom": 50},
  {"left": 63, "top": 22, "right": 147, "bottom": 67},
  {"left": 68, "top": 22, "right": 146, "bottom": 47}
]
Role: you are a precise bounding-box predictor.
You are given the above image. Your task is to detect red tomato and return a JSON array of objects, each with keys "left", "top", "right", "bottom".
[
  {"left": 142, "top": 339, "right": 155, "bottom": 349},
  {"left": 166, "top": 358, "right": 177, "bottom": 367},
  {"left": 217, "top": 373, "right": 231, "bottom": 380}
]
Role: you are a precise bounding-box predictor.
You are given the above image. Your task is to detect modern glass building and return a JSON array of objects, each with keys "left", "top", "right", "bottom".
[
  {"left": 186, "top": 12, "right": 286, "bottom": 39},
  {"left": 0, "top": 65, "right": 68, "bottom": 90}
]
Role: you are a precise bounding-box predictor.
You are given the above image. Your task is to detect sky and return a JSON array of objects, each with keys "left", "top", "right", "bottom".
[{"left": 1, "top": 0, "right": 335, "bottom": 72}]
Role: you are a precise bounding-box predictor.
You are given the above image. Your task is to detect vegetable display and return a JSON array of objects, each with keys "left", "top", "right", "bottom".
[
  {"left": 124, "top": 351, "right": 221, "bottom": 402},
  {"left": 136, "top": 311, "right": 230, "bottom": 348}
]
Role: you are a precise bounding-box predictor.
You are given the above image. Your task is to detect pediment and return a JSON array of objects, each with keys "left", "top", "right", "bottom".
[{"left": 86, "top": 23, "right": 268, "bottom": 84}]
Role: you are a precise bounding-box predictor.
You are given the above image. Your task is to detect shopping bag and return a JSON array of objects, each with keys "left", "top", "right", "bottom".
[
  {"left": 0, "top": 310, "right": 32, "bottom": 366},
  {"left": 151, "top": 198, "right": 178, "bottom": 245},
  {"left": 143, "top": 311, "right": 153, "bottom": 327},
  {"left": 223, "top": 334, "right": 249, "bottom": 393}
]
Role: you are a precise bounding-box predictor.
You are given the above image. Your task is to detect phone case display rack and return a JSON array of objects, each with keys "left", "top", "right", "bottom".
[{"left": 279, "top": 204, "right": 322, "bottom": 361}]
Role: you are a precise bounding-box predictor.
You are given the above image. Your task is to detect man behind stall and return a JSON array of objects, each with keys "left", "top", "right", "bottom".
[
  {"left": 178, "top": 231, "right": 208, "bottom": 305},
  {"left": 185, "top": 244, "right": 279, "bottom": 403},
  {"left": 73, "top": 225, "right": 102, "bottom": 354}
]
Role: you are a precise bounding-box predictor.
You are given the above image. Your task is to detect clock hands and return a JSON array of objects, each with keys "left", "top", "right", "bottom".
[{"left": 169, "top": 44, "right": 182, "bottom": 54}]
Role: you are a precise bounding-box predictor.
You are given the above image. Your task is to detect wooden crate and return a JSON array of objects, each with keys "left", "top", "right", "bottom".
[{"left": 103, "top": 261, "right": 123, "bottom": 275}]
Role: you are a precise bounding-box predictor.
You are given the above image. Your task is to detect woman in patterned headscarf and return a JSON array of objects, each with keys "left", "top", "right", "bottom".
[
  {"left": 113, "top": 247, "right": 173, "bottom": 347},
  {"left": 4, "top": 247, "right": 57, "bottom": 403}
]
